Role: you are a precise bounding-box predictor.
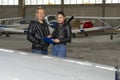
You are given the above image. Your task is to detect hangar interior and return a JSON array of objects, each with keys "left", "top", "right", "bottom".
[{"left": 0, "top": 0, "right": 120, "bottom": 67}]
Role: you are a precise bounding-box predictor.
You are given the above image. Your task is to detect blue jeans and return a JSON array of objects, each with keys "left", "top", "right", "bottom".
[
  {"left": 32, "top": 49, "right": 48, "bottom": 55},
  {"left": 52, "top": 44, "right": 66, "bottom": 57}
]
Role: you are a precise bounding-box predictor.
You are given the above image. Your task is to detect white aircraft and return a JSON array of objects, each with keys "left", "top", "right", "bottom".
[
  {"left": 0, "top": 17, "right": 30, "bottom": 37},
  {"left": 0, "top": 48, "right": 119, "bottom": 80},
  {"left": 68, "top": 16, "right": 120, "bottom": 39}
]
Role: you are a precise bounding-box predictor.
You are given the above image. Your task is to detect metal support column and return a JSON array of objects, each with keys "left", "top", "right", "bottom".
[
  {"left": 61, "top": 0, "right": 64, "bottom": 12},
  {"left": 18, "top": 0, "right": 25, "bottom": 17}
]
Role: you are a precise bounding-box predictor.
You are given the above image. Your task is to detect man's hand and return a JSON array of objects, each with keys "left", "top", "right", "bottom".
[{"left": 53, "top": 39, "right": 60, "bottom": 43}]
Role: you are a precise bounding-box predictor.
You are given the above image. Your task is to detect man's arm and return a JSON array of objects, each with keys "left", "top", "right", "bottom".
[{"left": 27, "top": 21, "right": 40, "bottom": 44}]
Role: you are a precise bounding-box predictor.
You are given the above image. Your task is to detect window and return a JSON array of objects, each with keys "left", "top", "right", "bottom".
[
  {"left": 0, "top": 0, "right": 1, "bottom": 5},
  {"left": 113, "top": 0, "right": 119, "bottom": 3},
  {"left": 43, "top": 0, "right": 49, "bottom": 5},
  {"left": 25, "top": 0, "right": 30, "bottom": 5},
  {"left": 90, "top": 0, "right": 96, "bottom": 4},
  {"left": 14, "top": 0, "right": 18, "bottom": 5},
  {"left": 106, "top": 0, "right": 112, "bottom": 3},
  {"left": 31, "top": 0, "right": 37, "bottom": 5},
  {"left": 83, "top": 0, "right": 90, "bottom": 4},
  {"left": 25, "top": 0, "right": 61, "bottom": 5},
  {"left": 2, "top": 0, "right": 8, "bottom": 5},
  {"left": 49, "top": 0, "right": 55, "bottom": 5},
  {"left": 64, "top": 0, "right": 102, "bottom": 4},
  {"left": 70, "top": 0, "right": 77, "bottom": 4},
  {"left": 106, "top": 0, "right": 120, "bottom": 3},
  {"left": 55, "top": 0, "right": 61, "bottom": 4},
  {"left": 37, "top": 0, "right": 43, "bottom": 5},
  {"left": 9, "top": 0, "right": 14, "bottom": 5},
  {"left": 77, "top": 0, "right": 82, "bottom": 4},
  {"left": 96, "top": 0, "right": 102, "bottom": 4},
  {"left": 0, "top": 0, "right": 18, "bottom": 5},
  {"left": 64, "top": 0, "right": 70, "bottom": 4}
]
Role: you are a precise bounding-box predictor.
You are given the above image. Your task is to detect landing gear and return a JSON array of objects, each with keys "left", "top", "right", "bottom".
[
  {"left": 110, "top": 35, "right": 113, "bottom": 40},
  {"left": 5, "top": 32, "right": 10, "bottom": 37},
  {"left": 0, "top": 32, "right": 10, "bottom": 37},
  {"left": 84, "top": 32, "right": 88, "bottom": 36},
  {"left": 72, "top": 33, "right": 76, "bottom": 37},
  {"left": 0, "top": 32, "right": 2, "bottom": 36},
  {"left": 72, "top": 32, "right": 88, "bottom": 37}
]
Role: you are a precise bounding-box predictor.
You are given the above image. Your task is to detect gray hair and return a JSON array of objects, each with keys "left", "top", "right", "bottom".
[{"left": 35, "top": 6, "right": 44, "bottom": 13}]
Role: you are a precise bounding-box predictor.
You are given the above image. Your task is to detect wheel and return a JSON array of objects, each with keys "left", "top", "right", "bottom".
[
  {"left": 72, "top": 33, "right": 76, "bottom": 37},
  {"left": 0, "top": 33, "right": 2, "bottom": 36},
  {"left": 6, "top": 33, "right": 10, "bottom": 37},
  {"left": 84, "top": 32, "right": 88, "bottom": 36},
  {"left": 110, "top": 35, "right": 113, "bottom": 40}
]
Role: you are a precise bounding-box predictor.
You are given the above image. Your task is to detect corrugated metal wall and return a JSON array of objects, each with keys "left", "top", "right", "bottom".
[{"left": 0, "top": 4, "right": 119, "bottom": 26}]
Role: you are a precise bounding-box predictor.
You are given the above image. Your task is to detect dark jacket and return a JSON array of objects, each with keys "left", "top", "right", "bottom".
[
  {"left": 27, "top": 18, "right": 50, "bottom": 51},
  {"left": 52, "top": 22, "right": 71, "bottom": 45}
]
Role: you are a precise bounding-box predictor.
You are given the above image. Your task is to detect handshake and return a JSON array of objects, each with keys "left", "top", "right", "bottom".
[{"left": 43, "top": 35, "right": 60, "bottom": 44}]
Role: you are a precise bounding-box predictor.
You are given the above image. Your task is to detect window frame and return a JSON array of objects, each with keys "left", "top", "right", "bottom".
[
  {"left": 106, "top": 0, "right": 120, "bottom": 4},
  {"left": 64, "top": 0, "right": 103, "bottom": 5},
  {"left": 25, "top": 0, "right": 61, "bottom": 5},
  {"left": 0, "top": 0, "right": 18, "bottom": 5}
]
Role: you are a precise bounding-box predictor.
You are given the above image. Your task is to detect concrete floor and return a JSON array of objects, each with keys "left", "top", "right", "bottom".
[{"left": 0, "top": 33, "right": 120, "bottom": 67}]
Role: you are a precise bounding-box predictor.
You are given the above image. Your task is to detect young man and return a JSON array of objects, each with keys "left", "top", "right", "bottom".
[{"left": 27, "top": 7, "right": 50, "bottom": 55}]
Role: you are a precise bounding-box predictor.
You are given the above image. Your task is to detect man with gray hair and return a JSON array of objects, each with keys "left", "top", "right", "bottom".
[{"left": 27, "top": 7, "right": 50, "bottom": 55}]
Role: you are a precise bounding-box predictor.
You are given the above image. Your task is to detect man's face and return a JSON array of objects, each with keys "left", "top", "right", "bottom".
[{"left": 36, "top": 9, "right": 45, "bottom": 20}]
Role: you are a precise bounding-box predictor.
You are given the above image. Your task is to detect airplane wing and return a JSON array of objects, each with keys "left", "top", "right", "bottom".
[
  {"left": 0, "top": 27, "right": 27, "bottom": 33},
  {"left": 72, "top": 26, "right": 112, "bottom": 33},
  {"left": 0, "top": 17, "right": 22, "bottom": 21},
  {"left": 67, "top": 16, "right": 120, "bottom": 20},
  {"left": 0, "top": 48, "right": 116, "bottom": 80},
  {"left": 0, "top": 17, "right": 29, "bottom": 37}
]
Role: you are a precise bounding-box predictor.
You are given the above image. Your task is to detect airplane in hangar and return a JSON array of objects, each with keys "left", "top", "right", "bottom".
[
  {"left": 0, "top": 48, "right": 119, "bottom": 80},
  {"left": 69, "top": 16, "right": 120, "bottom": 39},
  {"left": 0, "top": 17, "right": 30, "bottom": 37}
]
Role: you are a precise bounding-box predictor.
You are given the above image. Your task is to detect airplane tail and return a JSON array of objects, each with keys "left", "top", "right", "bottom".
[{"left": 67, "top": 16, "right": 74, "bottom": 24}]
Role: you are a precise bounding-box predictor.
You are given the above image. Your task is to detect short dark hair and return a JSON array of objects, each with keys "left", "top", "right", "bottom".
[
  {"left": 56, "top": 11, "right": 65, "bottom": 17},
  {"left": 36, "top": 6, "right": 44, "bottom": 13}
]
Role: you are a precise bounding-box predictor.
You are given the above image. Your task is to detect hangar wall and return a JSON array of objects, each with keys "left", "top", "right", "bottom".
[
  {"left": 0, "top": 4, "right": 119, "bottom": 25},
  {"left": 105, "top": 5, "right": 120, "bottom": 17},
  {"left": 0, "top": 6, "right": 18, "bottom": 18},
  {"left": 0, "top": 5, "right": 119, "bottom": 18},
  {"left": 25, "top": 4, "right": 120, "bottom": 17},
  {"left": 25, "top": 5, "right": 61, "bottom": 18},
  {"left": 64, "top": 5, "right": 103, "bottom": 16},
  {"left": 25, "top": 5, "right": 103, "bottom": 18},
  {"left": 24, "top": 5, "right": 120, "bottom": 26},
  {"left": 105, "top": 5, "right": 120, "bottom": 26}
]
